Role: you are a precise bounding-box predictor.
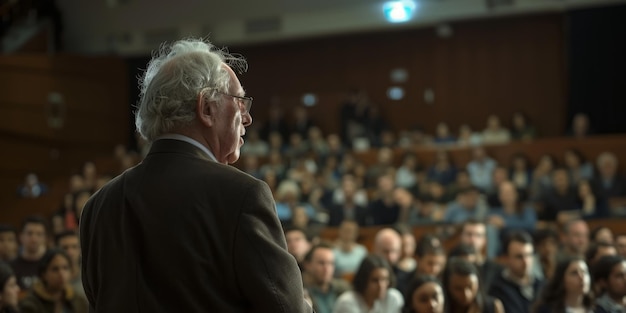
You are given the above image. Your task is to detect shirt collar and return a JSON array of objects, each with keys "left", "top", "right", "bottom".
[
  {"left": 596, "top": 294, "right": 626, "bottom": 313},
  {"left": 156, "top": 134, "right": 218, "bottom": 162}
]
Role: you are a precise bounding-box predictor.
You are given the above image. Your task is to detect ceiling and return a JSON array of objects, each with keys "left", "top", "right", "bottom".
[{"left": 56, "top": 0, "right": 626, "bottom": 56}]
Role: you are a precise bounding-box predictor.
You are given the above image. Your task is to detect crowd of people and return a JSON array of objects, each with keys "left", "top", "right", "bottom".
[
  {"left": 288, "top": 220, "right": 626, "bottom": 313},
  {"left": 3, "top": 84, "right": 625, "bottom": 312}
]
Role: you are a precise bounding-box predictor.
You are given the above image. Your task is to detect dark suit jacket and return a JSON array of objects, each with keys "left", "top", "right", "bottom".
[{"left": 80, "top": 139, "right": 312, "bottom": 313}]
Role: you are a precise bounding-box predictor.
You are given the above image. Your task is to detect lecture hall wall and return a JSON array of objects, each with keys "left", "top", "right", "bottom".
[{"left": 233, "top": 13, "right": 567, "bottom": 138}]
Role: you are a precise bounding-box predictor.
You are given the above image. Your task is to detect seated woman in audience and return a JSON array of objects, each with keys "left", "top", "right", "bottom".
[
  {"left": 19, "top": 249, "right": 88, "bottom": 313},
  {"left": 442, "top": 257, "right": 504, "bottom": 313},
  {"left": 487, "top": 181, "right": 536, "bottom": 256},
  {"left": 508, "top": 152, "right": 533, "bottom": 193},
  {"left": 333, "top": 255, "right": 404, "bottom": 313},
  {"left": 510, "top": 111, "right": 536, "bottom": 141},
  {"left": 457, "top": 124, "right": 482, "bottom": 147},
  {"left": 564, "top": 148, "right": 594, "bottom": 185},
  {"left": 533, "top": 257, "right": 594, "bottom": 313},
  {"left": 590, "top": 226, "right": 614, "bottom": 244},
  {"left": 402, "top": 275, "right": 445, "bottom": 313},
  {"left": 274, "top": 180, "right": 317, "bottom": 224},
  {"left": 333, "top": 220, "right": 368, "bottom": 279},
  {"left": 0, "top": 261, "right": 19, "bottom": 313},
  {"left": 482, "top": 115, "right": 511, "bottom": 145}
]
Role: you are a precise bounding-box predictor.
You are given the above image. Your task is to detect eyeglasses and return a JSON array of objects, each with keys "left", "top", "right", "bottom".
[{"left": 215, "top": 90, "right": 253, "bottom": 114}]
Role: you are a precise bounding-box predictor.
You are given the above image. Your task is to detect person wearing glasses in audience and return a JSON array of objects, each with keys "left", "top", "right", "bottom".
[{"left": 80, "top": 38, "right": 312, "bottom": 313}]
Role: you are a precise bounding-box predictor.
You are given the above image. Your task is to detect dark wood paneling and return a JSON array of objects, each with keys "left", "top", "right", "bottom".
[
  {"left": 234, "top": 13, "right": 566, "bottom": 137},
  {"left": 0, "top": 54, "right": 129, "bottom": 220}
]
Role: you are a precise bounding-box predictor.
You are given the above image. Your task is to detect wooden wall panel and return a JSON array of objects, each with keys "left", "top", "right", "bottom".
[
  {"left": 0, "top": 54, "right": 129, "bottom": 213},
  {"left": 234, "top": 13, "right": 566, "bottom": 137}
]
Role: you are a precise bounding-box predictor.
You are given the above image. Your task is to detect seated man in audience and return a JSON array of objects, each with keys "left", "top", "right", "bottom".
[
  {"left": 488, "top": 231, "right": 544, "bottom": 313},
  {"left": 444, "top": 186, "right": 488, "bottom": 224},
  {"left": 10, "top": 216, "right": 47, "bottom": 289},
  {"left": 591, "top": 152, "right": 626, "bottom": 204},
  {"left": 558, "top": 219, "right": 590, "bottom": 260},
  {"left": 593, "top": 255, "right": 626, "bottom": 313},
  {"left": 56, "top": 230, "right": 84, "bottom": 298},
  {"left": 616, "top": 234, "right": 626, "bottom": 259},
  {"left": 372, "top": 228, "right": 410, "bottom": 284},
  {"left": 459, "top": 219, "right": 502, "bottom": 291},
  {"left": 303, "top": 243, "right": 350, "bottom": 313},
  {"left": 586, "top": 242, "right": 617, "bottom": 267},
  {"left": 286, "top": 227, "right": 313, "bottom": 272},
  {"left": 369, "top": 174, "right": 401, "bottom": 225},
  {"left": 327, "top": 175, "right": 369, "bottom": 226},
  {"left": 537, "top": 167, "right": 578, "bottom": 222},
  {"left": 466, "top": 146, "right": 497, "bottom": 192},
  {"left": 0, "top": 225, "right": 18, "bottom": 262}
]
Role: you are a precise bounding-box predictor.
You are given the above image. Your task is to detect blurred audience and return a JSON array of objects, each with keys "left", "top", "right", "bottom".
[{"left": 17, "top": 174, "right": 47, "bottom": 199}]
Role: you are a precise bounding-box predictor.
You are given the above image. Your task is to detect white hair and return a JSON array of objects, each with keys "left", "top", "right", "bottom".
[{"left": 135, "top": 38, "right": 248, "bottom": 141}]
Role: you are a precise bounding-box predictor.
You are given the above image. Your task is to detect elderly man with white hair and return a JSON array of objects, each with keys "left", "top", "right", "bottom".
[{"left": 80, "top": 38, "right": 312, "bottom": 313}]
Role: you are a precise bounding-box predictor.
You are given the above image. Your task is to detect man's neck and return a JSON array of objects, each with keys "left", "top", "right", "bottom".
[
  {"left": 504, "top": 268, "right": 530, "bottom": 286},
  {"left": 314, "top": 281, "right": 331, "bottom": 293},
  {"left": 21, "top": 248, "right": 44, "bottom": 261}
]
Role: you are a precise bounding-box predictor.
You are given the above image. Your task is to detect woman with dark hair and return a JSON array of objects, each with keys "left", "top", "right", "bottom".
[
  {"left": 0, "top": 261, "right": 19, "bottom": 313},
  {"left": 18, "top": 249, "right": 87, "bottom": 313},
  {"left": 533, "top": 257, "right": 594, "bottom": 313},
  {"left": 402, "top": 275, "right": 444, "bottom": 313},
  {"left": 442, "top": 257, "right": 504, "bottom": 313},
  {"left": 333, "top": 254, "right": 403, "bottom": 313}
]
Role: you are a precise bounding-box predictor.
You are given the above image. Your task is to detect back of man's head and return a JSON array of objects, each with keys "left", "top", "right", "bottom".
[{"left": 374, "top": 228, "right": 402, "bottom": 266}]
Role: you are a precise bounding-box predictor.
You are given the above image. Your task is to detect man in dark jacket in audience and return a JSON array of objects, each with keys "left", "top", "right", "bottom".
[{"left": 489, "top": 231, "right": 544, "bottom": 313}]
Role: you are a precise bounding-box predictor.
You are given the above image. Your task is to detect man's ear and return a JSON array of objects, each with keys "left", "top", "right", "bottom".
[{"left": 197, "top": 92, "right": 215, "bottom": 127}]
